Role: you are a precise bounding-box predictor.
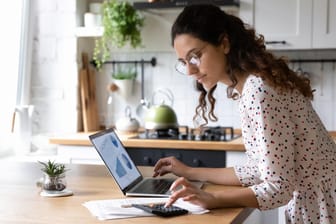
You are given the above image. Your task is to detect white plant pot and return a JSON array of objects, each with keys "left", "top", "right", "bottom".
[{"left": 114, "top": 79, "right": 134, "bottom": 99}]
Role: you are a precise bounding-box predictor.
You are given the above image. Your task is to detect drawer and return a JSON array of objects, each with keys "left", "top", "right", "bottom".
[{"left": 126, "top": 147, "right": 226, "bottom": 167}]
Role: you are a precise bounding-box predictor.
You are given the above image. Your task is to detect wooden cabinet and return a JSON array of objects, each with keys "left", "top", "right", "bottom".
[{"left": 250, "top": 0, "right": 336, "bottom": 50}]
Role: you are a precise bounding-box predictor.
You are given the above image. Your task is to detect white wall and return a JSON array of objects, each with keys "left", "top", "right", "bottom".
[{"left": 30, "top": 0, "right": 79, "bottom": 134}]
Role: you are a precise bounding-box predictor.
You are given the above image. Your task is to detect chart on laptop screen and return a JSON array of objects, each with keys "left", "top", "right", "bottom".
[{"left": 91, "top": 131, "right": 141, "bottom": 189}]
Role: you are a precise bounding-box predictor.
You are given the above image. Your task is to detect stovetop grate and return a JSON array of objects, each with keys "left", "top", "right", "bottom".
[{"left": 137, "top": 126, "right": 240, "bottom": 142}]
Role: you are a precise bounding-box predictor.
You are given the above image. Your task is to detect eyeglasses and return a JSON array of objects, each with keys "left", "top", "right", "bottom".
[{"left": 175, "top": 45, "right": 207, "bottom": 75}]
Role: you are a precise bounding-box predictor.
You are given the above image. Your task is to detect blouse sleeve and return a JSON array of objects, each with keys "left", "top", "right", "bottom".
[
  {"left": 238, "top": 83, "right": 296, "bottom": 210},
  {"left": 234, "top": 164, "right": 262, "bottom": 186}
]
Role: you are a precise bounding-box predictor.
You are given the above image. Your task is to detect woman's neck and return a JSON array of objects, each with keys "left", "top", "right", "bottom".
[{"left": 233, "top": 73, "right": 250, "bottom": 94}]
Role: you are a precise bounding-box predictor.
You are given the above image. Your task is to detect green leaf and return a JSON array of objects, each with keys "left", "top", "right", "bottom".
[
  {"left": 93, "top": 0, "right": 144, "bottom": 70},
  {"left": 38, "top": 160, "right": 68, "bottom": 176}
]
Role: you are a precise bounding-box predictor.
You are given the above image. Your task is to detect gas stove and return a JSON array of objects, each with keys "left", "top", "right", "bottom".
[
  {"left": 136, "top": 126, "right": 240, "bottom": 142},
  {"left": 127, "top": 126, "right": 240, "bottom": 167}
]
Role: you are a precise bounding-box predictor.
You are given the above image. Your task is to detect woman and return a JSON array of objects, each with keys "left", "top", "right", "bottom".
[{"left": 152, "top": 4, "right": 336, "bottom": 223}]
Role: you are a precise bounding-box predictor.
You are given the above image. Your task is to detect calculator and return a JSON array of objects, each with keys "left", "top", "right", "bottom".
[{"left": 132, "top": 203, "right": 189, "bottom": 217}]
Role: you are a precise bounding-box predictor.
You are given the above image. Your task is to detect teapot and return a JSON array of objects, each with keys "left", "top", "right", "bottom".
[
  {"left": 116, "top": 106, "right": 140, "bottom": 133},
  {"left": 144, "top": 103, "right": 178, "bottom": 130},
  {"left": 143, "top": 88, "right": 178, "bottom": 130}
]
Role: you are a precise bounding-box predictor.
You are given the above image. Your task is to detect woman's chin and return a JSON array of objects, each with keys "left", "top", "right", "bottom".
[{"left": 201, "top": 82, "right": 216, "bottom": 92}]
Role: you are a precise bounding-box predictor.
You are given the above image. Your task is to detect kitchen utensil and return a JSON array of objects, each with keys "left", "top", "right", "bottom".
[
  {"left": 136, "top": 98, "right": 150, "bottom": 121},
  {"left": 135, "top": 59, "right": 157, "bottom": 123},
  {"left": 136, "top": 88, "right": 174, "bottom": 121},
  {"left": 79, "top": 52, "right": 99, "bottom": 132},
  {"left": 105, "top": 83, "right": 118, "bottom": 129},
  {"left": 116, "top": 106, "right": 140, "bottom": 133},
  {"left": 79, "top": 57, "right": 89, "bottom": 131},
  {"left": 144, "top": 103, "right": 178, "bottom": 130},
  {"left": 88, "top": 54, "right": 99, "bottom": 130},
  {"left": 136, "top": 60, "right": 148, "bottom": 120},
  {"left": 144, "top": 88, "right": 177, "bottom": 130}
]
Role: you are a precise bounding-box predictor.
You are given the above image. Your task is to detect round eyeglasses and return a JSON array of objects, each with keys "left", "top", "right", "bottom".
[{"left": 175, "top": 54, "right": 201, "bottom": 75}]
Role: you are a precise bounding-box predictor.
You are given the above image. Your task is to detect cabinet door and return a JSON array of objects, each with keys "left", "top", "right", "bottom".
[
  {"left": 253, "top": 0, "right": 312, "bottom": 50},
  {"left": 312, "top": 0, "right": 336, "bottom": 48}
]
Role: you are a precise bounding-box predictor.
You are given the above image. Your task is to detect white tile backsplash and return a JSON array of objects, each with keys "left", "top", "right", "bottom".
[
  {"left": 87, "top": 51, "right": 336, "bottom": 131},
  {"left": 33, "top": 37, "right": 57, "bottom": 61},
  {"left": 29, "top": 1, "right": 336, "bottom": 135}
]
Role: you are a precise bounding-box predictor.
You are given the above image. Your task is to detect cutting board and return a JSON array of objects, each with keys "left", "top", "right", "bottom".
[{"left": 79, "top": 52, "right": 99, "bottom": 132}]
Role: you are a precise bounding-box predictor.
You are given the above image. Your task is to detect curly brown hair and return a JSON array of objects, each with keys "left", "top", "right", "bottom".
[{"left": 171, "top": 4, "right": 313, "bottom": 126}]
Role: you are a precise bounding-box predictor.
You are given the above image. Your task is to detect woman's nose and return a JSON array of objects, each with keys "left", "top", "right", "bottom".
[{"left": 186, "top": 63, "right": 199, "bottom": 75}]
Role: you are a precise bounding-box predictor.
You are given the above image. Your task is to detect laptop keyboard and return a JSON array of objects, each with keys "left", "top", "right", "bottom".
[{"left": 135, "top": 179, "right": 173, "bottom": 194}]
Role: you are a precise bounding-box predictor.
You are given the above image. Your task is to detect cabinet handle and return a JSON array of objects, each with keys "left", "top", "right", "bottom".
[
  {"left": 265, "top": 40, "right": 287, "bottom": 45},
  {"left": 192, "top": 158, "right": 201, "bottom": 167},
  {"left": 143, "top": 156, "right": 152, "bottom": 165}
]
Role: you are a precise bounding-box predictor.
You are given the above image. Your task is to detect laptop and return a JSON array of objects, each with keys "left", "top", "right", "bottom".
[{"left": 89, "top": 128, "right": 202, "bottom": 197}]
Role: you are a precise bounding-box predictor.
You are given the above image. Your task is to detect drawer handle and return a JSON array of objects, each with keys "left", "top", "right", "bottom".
[
  {"left": 143, "top": 156, "right": 152, "bottom": 165},
  {"left": 192, "top": 158, "right": 201, "bottom": 167}
]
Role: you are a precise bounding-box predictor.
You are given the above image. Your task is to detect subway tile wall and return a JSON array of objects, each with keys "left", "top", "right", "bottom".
[
  {"left": 30, "top": 0, "right": 336, "bottom": 135},
  {"left": 30, "top": 0, "right": 78, "bottom": 134},
  {"left": 96, "top": 51, "right": 336, "bottom": 131},
  {"left": 94, "top": 51, "right": 242, "bottom": 129}
]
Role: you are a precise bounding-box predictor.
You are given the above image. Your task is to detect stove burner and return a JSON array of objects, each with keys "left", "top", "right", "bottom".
[
  {"left": 144, "top": 128, "right": 180, "bottom": 139},
  {"left": 138, "top": 126, "right": 239, "bottom": 142}
]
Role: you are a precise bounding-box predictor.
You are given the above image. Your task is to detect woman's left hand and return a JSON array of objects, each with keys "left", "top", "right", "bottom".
[{"left": 165, "top": 177, "right": 217, "bottom": 209}]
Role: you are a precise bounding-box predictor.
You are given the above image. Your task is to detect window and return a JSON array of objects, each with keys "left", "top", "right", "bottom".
[{"left": 0, "top": 0, "right": 30, "bottom": 156}]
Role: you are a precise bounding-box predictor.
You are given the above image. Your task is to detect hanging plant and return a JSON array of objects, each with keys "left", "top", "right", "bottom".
[{"left": 93, "top": 0, "right": 144, "bottom": 69}]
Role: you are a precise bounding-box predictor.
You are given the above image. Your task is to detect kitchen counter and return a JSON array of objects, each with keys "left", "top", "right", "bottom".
[
  {"left": 48, "top": 130, "right": 336, "bottom": 167},
  {"left": 0, "top": 161, "right": 254, "bottom": 224},
  {"left": 49, "top": 131, "right": 246, "bottom": 151},
  {"left": 49, "top": 130, "right": 336, "bottom": 151}
]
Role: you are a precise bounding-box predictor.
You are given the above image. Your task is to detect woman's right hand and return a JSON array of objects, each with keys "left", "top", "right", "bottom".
[{"left": 152, "top": 156, "right": 191, "bottom": 178}]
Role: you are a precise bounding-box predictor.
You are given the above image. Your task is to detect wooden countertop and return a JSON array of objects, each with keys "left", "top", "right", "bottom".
[
  {"left": 49, "top": 130, "right": 336, "bottom": 152},
  {"left": 49, "top": 131, "right": 246, "bottom": 151},
  {"left": 0, "top": 161, "right": 253, "bottom": 224}
]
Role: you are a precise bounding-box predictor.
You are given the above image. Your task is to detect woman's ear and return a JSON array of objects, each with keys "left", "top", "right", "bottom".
[{"left": 221, "top": 36, "right": 230, "bottom": 54}]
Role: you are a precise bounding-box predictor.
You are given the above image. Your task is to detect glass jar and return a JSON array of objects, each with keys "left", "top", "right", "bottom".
[{"left": 42, "top": 173, "right": 67, "bottom": 191}]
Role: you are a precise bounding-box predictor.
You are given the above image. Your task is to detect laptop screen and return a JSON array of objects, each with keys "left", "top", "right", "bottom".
[{"left": 90, "top": 129, "right": 142, "bottom": 190}]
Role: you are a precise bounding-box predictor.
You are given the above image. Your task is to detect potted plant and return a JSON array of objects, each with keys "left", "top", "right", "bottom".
[
  {"left": 112, "top": 64, "right": 137, "bottom": 98},
  {"left": 112, "top": 67, "right": 137, "bottom": 80},
  {"left": 38, "top": 160, "right": 68, "bottom": 192},
  {"left": 93, "top": 0, "right": 144, "bottom": 69}
]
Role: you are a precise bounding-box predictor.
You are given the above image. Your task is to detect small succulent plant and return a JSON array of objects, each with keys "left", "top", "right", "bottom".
[
  {"left": 38, "top": 160, "right": 68, "bottom": 177},
  {"left": 38, "top": 160, "right": 69, "bottom": 191}
]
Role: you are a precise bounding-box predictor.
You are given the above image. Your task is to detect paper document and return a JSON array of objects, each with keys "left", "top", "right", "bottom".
[{"left": 83, "top": 197, "right": 209, "bottom": 220}]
